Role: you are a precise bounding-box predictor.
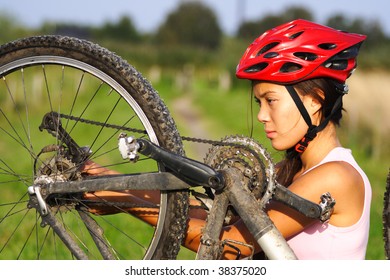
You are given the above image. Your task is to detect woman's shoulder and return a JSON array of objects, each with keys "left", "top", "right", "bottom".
[
  {"left": 301, "top": 160, "right": 365, "bottom": 226},
  {"left": 312, "top": 147, "right": 365, "bottom": 190},
  {"left": 296, "top": 159, "right": 362, "bottom": 193},
  {"left": 323, "top": 147, "right": 353, "bottom": 162},
  {"left": 290, "top": 149, "right": 364, "bottom": 209},
  {"left": 310, "top": 160, "right": 362, "bottom": 187},
  {"left": 303, "top": 147, "right": 362, "bottom": 186}
]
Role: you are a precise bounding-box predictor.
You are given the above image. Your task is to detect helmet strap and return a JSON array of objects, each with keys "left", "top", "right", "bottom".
[
  {"left": 285, "top": 85, "right": 344, "bottom": 153},
  {"left": 285, "top": 85, "right": 313, "bottom": 128}
]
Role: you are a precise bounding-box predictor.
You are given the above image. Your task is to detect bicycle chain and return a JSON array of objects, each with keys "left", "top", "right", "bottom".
[
  {"left": 58, "top": 113, "right": 276, "bottom": 206},
  {"left": 58, "top": 113, "right": 247, "bottom": 148}
]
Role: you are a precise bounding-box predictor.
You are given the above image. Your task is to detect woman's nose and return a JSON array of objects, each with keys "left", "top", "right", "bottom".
[{"left": 257, "top": 107, "right": 269, "bottom": 124}]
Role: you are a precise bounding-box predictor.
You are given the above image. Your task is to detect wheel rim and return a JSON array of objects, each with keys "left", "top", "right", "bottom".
[{"left": 0, "top": 55, "right": 169, "bottom": 259}]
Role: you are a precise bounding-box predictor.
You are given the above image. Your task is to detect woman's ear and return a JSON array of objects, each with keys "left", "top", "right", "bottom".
[
  {"left": 303, "top": 94, "right": 322, "bottom": 115},
  {"left": 310, "top": 97, "right": 322, "bottom": 113},
  {"left": 309, "top": 89, "right": 324, "bottom": 115}
]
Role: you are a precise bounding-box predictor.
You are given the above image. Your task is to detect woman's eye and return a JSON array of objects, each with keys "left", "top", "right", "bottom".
[
  {"left": 267, "top": 98, "right": 276, "bottom": 104},
  {"left": 254, "top": 97, "right": 261, "bottom": 105}
]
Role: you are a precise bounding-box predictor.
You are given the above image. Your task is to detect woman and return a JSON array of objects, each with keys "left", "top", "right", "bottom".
[
  {"left": 83, "top": 19, "right": 372, "bottom": 259},
  {"left": 231, "top": 19, "right": 372, "bottom": 259}
]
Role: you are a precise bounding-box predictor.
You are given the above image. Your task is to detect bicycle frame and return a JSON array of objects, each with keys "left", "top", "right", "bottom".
[{"left": 30, "top": 135, "right": 334, "bottom": 260}]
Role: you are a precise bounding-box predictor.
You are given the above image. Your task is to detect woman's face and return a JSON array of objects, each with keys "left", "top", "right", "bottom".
[{"left": 253, "top": 82, "right": 317, "bottom": 151}]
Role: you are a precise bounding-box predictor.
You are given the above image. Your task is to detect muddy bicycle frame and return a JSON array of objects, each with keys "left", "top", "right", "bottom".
[{"left": 30, "top": 118, "right": 335, "bottom": 260}]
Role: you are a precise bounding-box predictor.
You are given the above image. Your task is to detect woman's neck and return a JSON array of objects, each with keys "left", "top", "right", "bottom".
[{"left": 299, "top": 123, "right": 341, "bottom": 173}]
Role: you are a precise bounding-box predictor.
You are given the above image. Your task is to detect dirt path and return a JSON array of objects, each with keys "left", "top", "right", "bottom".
[{"left": 171, "top": 96, "right": 211, "bottom": 161}]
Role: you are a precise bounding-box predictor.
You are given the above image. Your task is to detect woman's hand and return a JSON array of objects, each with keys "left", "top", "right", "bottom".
[{"left": 80, "top": 160, "right": 119, "bottom": 176}]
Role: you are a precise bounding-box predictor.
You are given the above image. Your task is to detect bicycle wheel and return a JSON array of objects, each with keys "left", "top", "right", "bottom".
[
  {"left": 384, "top": 169, "right": 390, "bottom": 259},
  {"left": 0, "top": 36, "right": 189, "bottom": 259}
]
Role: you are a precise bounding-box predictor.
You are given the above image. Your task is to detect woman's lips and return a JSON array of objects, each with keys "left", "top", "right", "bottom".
[{"left": 265, "top": 130, "right": 276, "bottom": 139}]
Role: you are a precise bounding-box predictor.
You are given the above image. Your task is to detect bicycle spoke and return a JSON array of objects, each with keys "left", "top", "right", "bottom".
[
  {"left": 17, "top": 212, "right": 40, "bottom": 259},
  {"left": 87, "top": 94, "right": 121, "bottom": 154},
  {"left": 0, "top": 36, "right": 188, "bottom": 260},
  {"left": 2, "top": 76, "right": 31, "bottom": 147},
  {"left": 1, "top": 206, "right": 31, "bottom": 256}
]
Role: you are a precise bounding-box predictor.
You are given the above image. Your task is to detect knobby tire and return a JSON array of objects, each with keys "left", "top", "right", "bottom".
[{"left": 0, "top": 36, "right": 189, "bottom": 260}]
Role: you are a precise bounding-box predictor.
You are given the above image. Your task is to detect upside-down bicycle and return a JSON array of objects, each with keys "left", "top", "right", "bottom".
[{"left": 0, "top": 36, "right": 388, "bottom": 260}]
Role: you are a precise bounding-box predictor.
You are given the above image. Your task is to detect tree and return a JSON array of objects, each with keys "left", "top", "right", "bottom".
[
  {"left": 0, "top": 12, "right": 31, "bottom": 44},
  {"left": 236, "top": 6, "right": 313, "bottom": 40},
  {"left": 326, "top": 14, "right": 388, "bottom": 47},
  {"left": 280, "top": 6, "right": 313, "bottom": 22},
  {"left": 326, "top": 14, "right": 350, "bottom": 31},
  {"left": 155, "top": 1, "right": 222, "bottom": 49},
  {"left": 94, "top": 16, "right": 141, "bottom": 42}
]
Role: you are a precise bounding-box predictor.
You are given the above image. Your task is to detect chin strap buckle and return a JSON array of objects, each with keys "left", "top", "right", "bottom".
[
  {"left": 295, "top": 138, "right": 310, "bottom": 153},
  {"left": 295, "top": 128, "right": 317, "bottom": 153},
  {"left": 295, "top": 136, "right": 314, "bottom": 153}
]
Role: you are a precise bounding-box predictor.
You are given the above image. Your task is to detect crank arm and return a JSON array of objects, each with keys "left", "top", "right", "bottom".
[
  {"left": 136, "top": 138, "right": 225, "bottom": 190},
  {"left": 117, "top": 134, "right": 224, "bottom": 189},
  {"left": 273, "top": 183, "right": 335, "bottom": 222}
]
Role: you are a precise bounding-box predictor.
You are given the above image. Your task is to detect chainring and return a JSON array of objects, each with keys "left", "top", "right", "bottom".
[{"left": 203, "top": 135, "right": 276, "bottom": 208}]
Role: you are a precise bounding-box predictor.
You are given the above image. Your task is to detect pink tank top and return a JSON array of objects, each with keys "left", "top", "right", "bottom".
[{"left": 287, "top": 147, "right": 371, "bottom": 259}]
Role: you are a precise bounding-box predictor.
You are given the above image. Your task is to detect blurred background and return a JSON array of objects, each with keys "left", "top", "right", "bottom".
[{"left": 1, "top": 0, "right": 389, "bottom": 259}]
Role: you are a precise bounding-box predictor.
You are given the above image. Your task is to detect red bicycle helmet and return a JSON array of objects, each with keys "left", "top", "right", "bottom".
[
  {"left": 236, "top": 19, "right": 366, "bottom": 84},
  {"left": 237, "top": 19, "right": 367, "bottom": 153}
]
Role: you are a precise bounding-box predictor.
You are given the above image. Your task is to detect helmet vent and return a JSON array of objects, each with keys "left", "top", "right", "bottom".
[
  {"left": 294, "top": 52, "right": 318, "bottom": 61},
  {"left": 318, "top": 43, "right": 337, "bottom": 50},
  {"left": 332, "top": 46, "right": 360, "bottom": 60},
  {"left": 289, "top": 31, "right": 304, "bottom": 39},
  {"left": 280, "top": 62, "right": 302, "bottom": 73},
  {"left": 257, "top": 42, "right": 280, "bottom": 56},
  {"left": 324, "top": 60, "right": 348, "bottom": 70},
  {"left": 244, "top": 62, "right": 269, "bottom": 73},
  {"left": 264, "top": 52, "right": 279, "bottom": 58}
]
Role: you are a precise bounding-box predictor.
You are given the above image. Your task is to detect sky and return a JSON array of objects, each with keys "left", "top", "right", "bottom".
[{"left": 1, "top": 0, "right": 390, "bottom": 36}]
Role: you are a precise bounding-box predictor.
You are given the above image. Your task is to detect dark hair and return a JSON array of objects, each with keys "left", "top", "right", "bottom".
[{"left": 276, "top": 78, "right": 344, "bottom": 186}]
